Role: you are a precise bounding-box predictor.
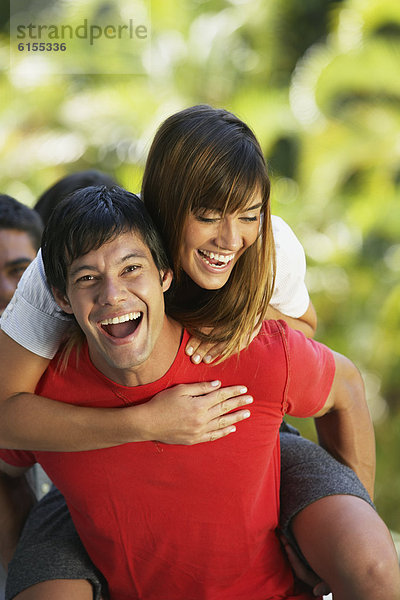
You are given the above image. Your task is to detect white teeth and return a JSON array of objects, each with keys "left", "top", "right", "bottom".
[
  {"left": 100, "top": 312, "right": 141, "bottom": 325},
  {"left": 199, "top": 249, "right": 235, "bottom": 264}
]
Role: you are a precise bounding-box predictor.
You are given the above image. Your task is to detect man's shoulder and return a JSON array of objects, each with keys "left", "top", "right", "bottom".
[
  {"left": 254, "top": 319, "right": 331, "bottom": 365},
  {"left": 37, "top": 341, "right": 95, "bottom": 398},
  {"left": 255, "top": 319, "right": 287, "bottom": 345}
]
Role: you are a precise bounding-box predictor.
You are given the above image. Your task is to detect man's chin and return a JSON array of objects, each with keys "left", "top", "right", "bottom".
[{"left": 103, "top": 344, "right": 151, "bottom": 372}]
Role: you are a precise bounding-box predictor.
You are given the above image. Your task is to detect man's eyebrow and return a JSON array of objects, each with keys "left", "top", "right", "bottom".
[
  {"left": 69, "top": 252, "right": 149, "bottom": 278},
  {"left": 120, "top": 252, "right": 149, "bottom": 262}
]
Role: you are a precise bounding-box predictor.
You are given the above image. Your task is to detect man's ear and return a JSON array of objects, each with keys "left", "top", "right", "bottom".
[
  {"left": 52, "top": 287, "right": 74, "bottom": 315},
  {"left": 160, "top": 269, "right": 173, "bottom": 293}
]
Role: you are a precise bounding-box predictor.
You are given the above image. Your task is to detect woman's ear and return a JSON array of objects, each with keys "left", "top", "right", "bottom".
[
  {"left": 52, "top": 287, "right": 74, "bottom": 314},
  {"left": 160, "top": 269, "right": 173, "bottom": 293}
]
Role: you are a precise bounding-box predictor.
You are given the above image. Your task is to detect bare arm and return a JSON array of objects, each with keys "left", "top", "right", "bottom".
[
  {"left": 0, "top": 460, "right": 35, "bottom": 570},
  {"left": 0, "top": 331, "right": 252, "bottom": 451},
  {"left": 313, "top": 351, "right": 375, "bottom": 499},
  {"left": 265, "top": 300, "right": 317, "bottom": 339}
]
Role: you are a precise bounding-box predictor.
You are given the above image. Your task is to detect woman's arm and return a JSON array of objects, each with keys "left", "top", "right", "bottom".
[
  {"left": 265, "top": 300, "right": 317, "bottom": 339},
  {"left": 0, "top": 331, "right": 252, "bottom": 451},
  {"left": 312, "top": 350, "right": 375, "bottom": 497}
]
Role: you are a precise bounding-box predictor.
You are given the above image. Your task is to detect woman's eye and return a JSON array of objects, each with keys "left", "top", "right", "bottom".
[
  {"left": 195, "top": 211, "right": 221, "bottom": 223},
  {"left": 197, "top": 216, "right": 218, "bottom": 223},
  {"left": 241, "top": 216, "right": 259, "bottom": 223}
]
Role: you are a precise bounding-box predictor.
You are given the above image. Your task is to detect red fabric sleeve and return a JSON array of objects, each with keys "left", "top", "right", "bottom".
[
  {"left": 277, "top": 321, "right": 336, "bottom": 417},
  {"left": 0, "top": 448, "right": 36, "bottom": 469}
]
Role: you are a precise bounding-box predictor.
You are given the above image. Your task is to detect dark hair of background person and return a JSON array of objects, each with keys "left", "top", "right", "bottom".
[
  {"left": 34, "top": 170, "right": 116, "bottom": 226},
  {"left": 42, "top": 185, "right": 170, "bottom": 297},
  {"left": 0, "top": 194, "right": 44, "bottom": 250}
]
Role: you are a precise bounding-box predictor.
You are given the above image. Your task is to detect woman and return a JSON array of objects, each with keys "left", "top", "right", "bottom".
[{"left": 0, "top": 106, "right": 397, "bottom": 600}]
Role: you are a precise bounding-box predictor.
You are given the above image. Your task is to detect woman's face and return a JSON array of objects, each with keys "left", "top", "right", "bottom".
[{"left": 180, "top": 196, "right": 263, "bottom": 290}]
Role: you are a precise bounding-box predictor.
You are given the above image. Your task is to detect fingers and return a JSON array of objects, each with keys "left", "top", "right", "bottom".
[
  {"left": 205, "top": 390, "right": 253, "bottom": 442},
  {"left": 185, "top": 337, "right": 223, "bottom": 364},
  {"left": 206, "top": 386, "right": 253, "bottom": 414},
  {"left": 212, "top": 407, "right": 252, "bottom": 430},
  {"left": 200, "top": 406, "right": 251, "bottom": 444},
  {"left": 204, "top": 425, "right": 237, "bottom": 443},
  {"left": 161, "top": 382, "right": 253, "bottom": 444},
  {"left": 185, "top": 336, "right": 203, "bottom": 361},
  {"left": 174, "top": 381, "right": 252, "bottom": 410}
]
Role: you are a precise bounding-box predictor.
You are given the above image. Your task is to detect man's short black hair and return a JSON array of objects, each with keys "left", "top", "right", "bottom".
[
  {"left": 0, "top": 194, "right": 44, "bottom": 250},
  {"left": 41, "top": 185, "right": 170, "bottom": 296}
]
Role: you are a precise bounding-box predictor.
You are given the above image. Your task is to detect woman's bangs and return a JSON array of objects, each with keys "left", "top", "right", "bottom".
[{"left": 192, "top": 165, "right": 267, "bottom": 216}]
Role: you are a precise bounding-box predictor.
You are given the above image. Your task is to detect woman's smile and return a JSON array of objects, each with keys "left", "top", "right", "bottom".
[{"left": 196, "top": 248, "right": 236, "bottom": 271}]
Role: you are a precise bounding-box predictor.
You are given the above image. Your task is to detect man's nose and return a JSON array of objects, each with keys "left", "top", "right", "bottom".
[{"left": 97, "top": 278, "right": 128, "bottom": 306}]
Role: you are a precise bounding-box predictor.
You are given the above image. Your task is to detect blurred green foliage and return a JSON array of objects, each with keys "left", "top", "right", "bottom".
[{"left": 1, "top": 0, "right": 399, "bottom": 529}]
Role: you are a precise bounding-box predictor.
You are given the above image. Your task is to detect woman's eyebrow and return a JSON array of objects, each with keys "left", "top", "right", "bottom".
[{"left": 242, "top": 202, "right": 263, "bottom": 212}]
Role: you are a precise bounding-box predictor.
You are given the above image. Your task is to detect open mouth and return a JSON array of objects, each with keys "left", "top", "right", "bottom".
[
  {"left": 197, "top": 249, "right": 235, "bottom": 269},
  {"left": 100, "top": 311, "right": 143, "bottom": 339}
]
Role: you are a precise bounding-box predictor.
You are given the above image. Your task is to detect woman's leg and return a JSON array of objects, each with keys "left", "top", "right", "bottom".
[
  {"left": 280, "top": 431, "right": 400, "bottom": 600},
  {"left": 6, "top": 487, "right": 107, "bottom": 600},
  {"left": 14, "top": 579, "right": 94, "bottom": 600},
  {"left": 291, "top": 494, "right": 400, "bottom": 600}
]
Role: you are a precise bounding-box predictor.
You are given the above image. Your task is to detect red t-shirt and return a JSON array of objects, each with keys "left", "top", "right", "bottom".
[{"left": 0, "top": 321, "right": 335, "bottom": 600}]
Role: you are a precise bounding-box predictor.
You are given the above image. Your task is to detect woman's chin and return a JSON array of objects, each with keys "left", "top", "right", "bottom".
[{"left": 191, "top": 268, "right": 232, "bottom": 290}]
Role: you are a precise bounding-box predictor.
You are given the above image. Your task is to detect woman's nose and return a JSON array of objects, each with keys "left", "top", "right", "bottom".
[{"left": 216, "top": 219, "right": 242, "bottom": 250}]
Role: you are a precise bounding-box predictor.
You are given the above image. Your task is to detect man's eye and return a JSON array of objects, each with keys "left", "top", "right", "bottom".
[
  {"left": 77, "top": 275, "right": 95, "bottom": 282},
  {"left": 124, "top": 265, "right": 140, "bottom": 273},
  {"left": 10, "top": 267, "right": 28, "bottom": 279}
]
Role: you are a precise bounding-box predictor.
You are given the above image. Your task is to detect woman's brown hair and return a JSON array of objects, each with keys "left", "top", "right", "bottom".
[{"left": 142, "top": 105, "right": 275, "bottom": 360}]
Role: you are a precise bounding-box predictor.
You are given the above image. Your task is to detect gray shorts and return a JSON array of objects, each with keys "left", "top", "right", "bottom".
[
  {"left": 279, "top": 429, "right": 374, "bottom": 550},
  {"left": 6, "top": 432, "right": 374, "bottom": 599},
  {"left": 6, "top": 486, "right": 107, "bottom": 600}
]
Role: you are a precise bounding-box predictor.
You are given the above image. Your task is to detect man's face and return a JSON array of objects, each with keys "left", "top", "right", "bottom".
[
  {"left": 0, "top": 229, "right": 37, "bottom": 315},
  {"left": 54, "top": 230, "right": 172, "bottom": 384}
]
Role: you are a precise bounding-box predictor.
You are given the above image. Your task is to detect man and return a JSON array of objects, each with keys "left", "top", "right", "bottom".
[
  {"left": 0, "top": 195, "right": 43, "bottom": 598},
  {"left": 0, "top": 195, "right": 43, "bottom": 316},
  {"left": 0, "top": 186, "right": 393, "bottom": 599}
]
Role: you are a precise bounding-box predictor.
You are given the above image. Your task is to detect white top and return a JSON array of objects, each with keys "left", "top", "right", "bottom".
[
  {"left": 0, "top": 216, "right": 310, "bottom": 359},
  {"left": 270, "top": 215, "right": 309, "bottom": 318}
]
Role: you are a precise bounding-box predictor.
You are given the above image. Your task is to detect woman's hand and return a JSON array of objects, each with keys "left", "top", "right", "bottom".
[
  {"left": 185, "top": 325, "right": 262, "bottom": 364},
  {"left": 137, "top": 381, "right": 253, "bottom": 445},
  {"left": 184, "top": 301, "right": 318, "bottom": 364}
]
